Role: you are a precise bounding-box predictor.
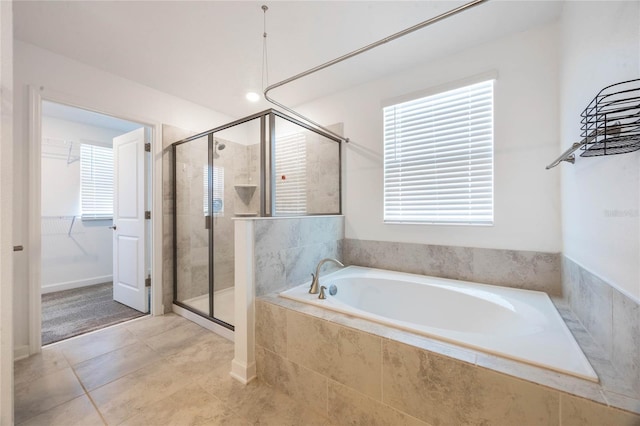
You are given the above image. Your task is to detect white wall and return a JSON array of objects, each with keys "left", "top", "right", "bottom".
[
  {"left": 297, "top": 23, "right": 562, "bottom": 253},
  {"left": 560, "top": 1, "right": 640, "bottom": 302},
  {"left": 0, "top": 0, "right": 14, "bottom": 422},
  {"left": 13, "top": 40, "right": 234, "bottom": 352},
  {"left": 40, "top": 117, "right": 126, "bottom": 293}
]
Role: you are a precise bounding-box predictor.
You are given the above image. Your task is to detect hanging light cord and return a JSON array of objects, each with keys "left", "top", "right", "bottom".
[{"left": 261, "top": 5, "right": 269, "bottom": 91}]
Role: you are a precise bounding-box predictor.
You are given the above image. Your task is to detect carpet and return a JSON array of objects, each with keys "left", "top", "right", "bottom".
[{"left": 42, "top": 282, "right": 146, "bottom": 345}]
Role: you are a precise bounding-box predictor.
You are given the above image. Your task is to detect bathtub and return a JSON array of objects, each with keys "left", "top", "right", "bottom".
[{"left": 280, "top": 265, "right": 597, "bottom": 382}]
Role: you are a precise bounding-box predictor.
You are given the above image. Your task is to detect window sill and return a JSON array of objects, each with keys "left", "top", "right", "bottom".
[
  {"left": 81, "top": 216, "right": 113, "bottom": 222},
  {"left": 384, "top": 220, "right": 494, "bottom": 227}
]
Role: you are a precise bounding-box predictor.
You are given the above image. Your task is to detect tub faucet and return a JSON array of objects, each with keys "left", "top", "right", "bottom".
[{"left": 309, "top": 258, "right": 344, "bottom": 294}]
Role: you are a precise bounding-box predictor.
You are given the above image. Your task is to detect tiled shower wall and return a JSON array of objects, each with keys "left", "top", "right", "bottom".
[
  {"left": 343, "top": 239, "right": 562, "bottom": 295},
  {"left": 304, "top": 130, "right": 340, "bottom": 214},
  {"left": 162, "top": 124, "right": 192, "bottom": 313},
  {"left": 253, "top": 216, "right": 344, "bottom": 296},
  {"left": 562, "top": 257, "right": 640, "bottom": 401}
]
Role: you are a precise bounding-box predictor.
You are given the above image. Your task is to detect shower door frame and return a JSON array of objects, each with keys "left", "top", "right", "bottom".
[{"left": 171, "top": 109, "right": 343, "bottom": 329}]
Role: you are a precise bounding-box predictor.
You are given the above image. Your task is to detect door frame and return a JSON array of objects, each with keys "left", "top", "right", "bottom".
[{"left": 27, "top": 85, "right": 163, "bottom": 354}]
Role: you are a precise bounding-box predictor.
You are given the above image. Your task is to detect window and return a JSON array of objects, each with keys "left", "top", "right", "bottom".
[
  {"left": 203, "top": 165, "right": 224, "bottom": 216},
  {"left": 80, "top": 144, "right": 113, "bottom": 219},
  {"left": 274, "top": 132, "right": 307, "bottom": 215},
  {"left": 383, "top": 79, "right": 494, "bottom": 225}
]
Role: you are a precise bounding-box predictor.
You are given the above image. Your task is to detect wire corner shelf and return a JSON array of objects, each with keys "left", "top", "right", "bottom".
[{"left": 546, "top": 78, "right": 640, "bottom": 169}]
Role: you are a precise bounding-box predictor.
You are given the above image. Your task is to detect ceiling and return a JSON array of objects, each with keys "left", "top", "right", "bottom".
[{"left": 15, "top": 1, "right": 562, "bottom": 119}]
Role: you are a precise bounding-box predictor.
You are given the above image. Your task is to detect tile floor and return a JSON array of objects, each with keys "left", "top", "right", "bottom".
[{"left": 14, "top": 314, "right": 333, "bottom": 426}]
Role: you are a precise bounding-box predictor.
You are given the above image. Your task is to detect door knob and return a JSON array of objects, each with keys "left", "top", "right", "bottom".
[{"left": 109, "top": 225, "right": 117, "bottom": 230}]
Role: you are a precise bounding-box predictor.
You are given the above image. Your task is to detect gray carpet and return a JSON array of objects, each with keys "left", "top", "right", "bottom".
[{"left": 42, "top": 282, "right": 146, "bottom": 345}]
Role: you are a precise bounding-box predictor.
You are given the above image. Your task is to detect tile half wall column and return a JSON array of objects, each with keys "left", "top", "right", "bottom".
[{"left": 230, "top": 219, "right": 256, "bottom": 384}]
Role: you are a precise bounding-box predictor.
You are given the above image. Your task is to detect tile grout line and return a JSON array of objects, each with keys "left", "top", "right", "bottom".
[
  {"left": 60, "top": 317, "right": 175, "bottom": 424},
  {"left": 16, "top": 316, "right": 202, "bottom": 426},
  {"left": 380, "top": 337, "right": 384, "bottom": 404},
  {"left": 74, "top": 341, "right": 167, "bottom": 394},
  {"left": 195, "top": 382, "right": 253, "bottom": 425},
  {"left": 327, "top": 376, "right": 430, "bottom": 425},
  {"left": 57, "top": 327, "right": 141, "bottom": 366},
  {"left": 68, "top": 364, "right": 109, "bottom": 426},
  {"left": 559, "top": 392, "right": 562, "bottom": 425}
]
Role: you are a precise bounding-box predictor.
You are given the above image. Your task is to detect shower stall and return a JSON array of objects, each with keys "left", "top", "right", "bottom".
[{"left": 171, "top": 109, "right": 342, "bottom": 330}]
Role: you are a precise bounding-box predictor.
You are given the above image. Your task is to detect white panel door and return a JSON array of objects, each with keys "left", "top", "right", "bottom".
[{"left": 112, "top": 127, "right": 148, "bottom": 313}]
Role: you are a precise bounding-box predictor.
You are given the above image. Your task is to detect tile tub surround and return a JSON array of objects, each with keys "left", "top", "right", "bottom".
[
  {"left": 233, "top": 215, "right": 344, "bottom": 384},
  {"left": 253, "top": 215, "right": 345, "bottom": 296},
  {"left": 256, "top": 296, "right": 640, "bottom": 425},
  {"left": 562, "top": 256, "right": 640, "bottom": 403},
  {"left": 343, "top": 238, "right": 562, "bottom": 296}
]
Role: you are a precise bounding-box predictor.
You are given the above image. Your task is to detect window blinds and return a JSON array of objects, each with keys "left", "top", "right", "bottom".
[
  {"left": 274, "top": 133, "right": 307, "bottom": 215},
  {"left": 80, "top": 144, "right": 114, "bottom": 219},
  {"left": 203, "top": 165, "right": 224, "bottom": 216},
  {"left": 383, "top": 79, "right": 494, "bottom": 225}
]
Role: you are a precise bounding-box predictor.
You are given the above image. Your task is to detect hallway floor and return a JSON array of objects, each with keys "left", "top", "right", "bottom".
[
  {"left": 41, "top": 282, "right": 146, "bottom": 345},
  {"left": 14, "top": 314, "right": 332, "bottom": 425}
]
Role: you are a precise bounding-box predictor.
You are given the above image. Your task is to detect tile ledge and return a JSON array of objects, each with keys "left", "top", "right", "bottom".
[
  {"left": 232, "top": 214, "right": 344, "bottom": 221},
  {"left": 258, "top": 294, "right": 640, "bottom": 416}
]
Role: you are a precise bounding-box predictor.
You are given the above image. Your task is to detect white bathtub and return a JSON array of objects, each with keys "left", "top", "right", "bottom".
[{"left": 280, "top": 265, "right": 597, "bottom": 382}]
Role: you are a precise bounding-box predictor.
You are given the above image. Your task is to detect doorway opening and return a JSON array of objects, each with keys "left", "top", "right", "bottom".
[{"left": 40, "top": 101, "right": 152, "bottom": 345}]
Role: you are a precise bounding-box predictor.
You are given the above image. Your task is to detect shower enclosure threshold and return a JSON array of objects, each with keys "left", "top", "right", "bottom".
[{"left": 181, "top": 287, "right": 235, "bottom": 326}]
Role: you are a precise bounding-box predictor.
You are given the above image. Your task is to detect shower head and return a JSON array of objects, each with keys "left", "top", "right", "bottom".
[{"left": 215, "top": 140, "right": 226, "bottom": 151}]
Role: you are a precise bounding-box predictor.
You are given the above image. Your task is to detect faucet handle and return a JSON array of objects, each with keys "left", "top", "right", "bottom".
[{"left": 319, "top": 286, "right": 327, "bottom": 300}]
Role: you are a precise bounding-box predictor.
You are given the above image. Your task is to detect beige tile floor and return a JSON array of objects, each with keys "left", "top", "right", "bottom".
[{"left": 14, "top": 314, "right": 333, "bottom": 426}]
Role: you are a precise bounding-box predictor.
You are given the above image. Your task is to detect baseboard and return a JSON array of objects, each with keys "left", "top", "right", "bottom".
[
  {"left": 14, "top": 345, "right": 30, "bottom": 361},
  {"left": 41, "top": 275, "right": 113, "bottom": 294},
  {"left": 230, "top": 359, "right": 256, "bottom": 385}
]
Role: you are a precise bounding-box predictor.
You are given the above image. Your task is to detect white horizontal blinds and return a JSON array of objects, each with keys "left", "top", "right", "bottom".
[
  {"left": 384, "top": 79, "right": 494, "bottom": 224},
  {"left": 203, "top": 165, "right": 224, "bottom": 216},
  {"left": 80, "top": 144, "right": 114, "bottom": 219},
  {"left": 275, "top": 133, "right": 307, "bottom": 215}
]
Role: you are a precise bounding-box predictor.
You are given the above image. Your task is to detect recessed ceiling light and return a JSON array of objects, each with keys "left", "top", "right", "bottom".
[{"left": 246, "top": 92, "right": 260, "bottom": 102}]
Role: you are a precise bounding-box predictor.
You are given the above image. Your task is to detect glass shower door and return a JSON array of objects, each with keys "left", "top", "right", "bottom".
[
  {"left": 210, "top": 132, "right": 234, "bottom": 326},
  {"left": 175, "top": 133, "right": 239, "bottom": 328},
  {"left": 209, "top": 119, "right": 262, "bottom": 327},
  {"left": 174, "top": 135, "right": 210, "bottom": 317}
]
